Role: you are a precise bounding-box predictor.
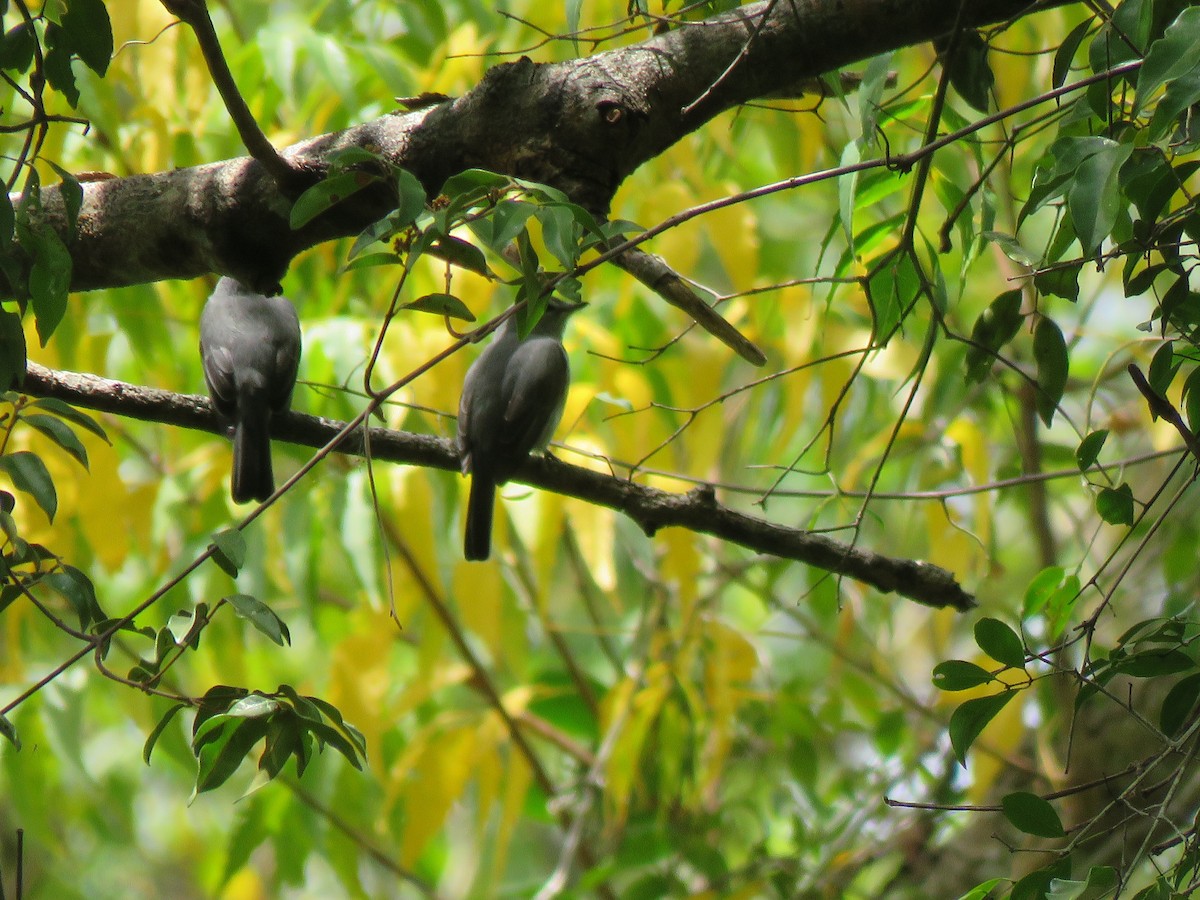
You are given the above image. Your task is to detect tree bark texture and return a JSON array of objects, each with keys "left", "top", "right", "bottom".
[{"left": 12, "top": 0, "right": 1078, "bottom": 295}]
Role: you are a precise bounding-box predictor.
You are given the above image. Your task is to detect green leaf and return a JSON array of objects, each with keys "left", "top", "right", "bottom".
[
  {"left": 965, "top": 289, "right": 1024, "bottom": 383},
  {"left": 0, "top": 712, "right": 19, "bottom": 749},
  {"left": 290, "top": 171, "right": 380, "bottom": 229},
  {"left": 0, "top": 450, "right": 57, "bottom": 521},
  {"left": 1002, "top": 791, "right": 1066, "bottom": 838},
  {"left": 1117, "top": 648, "right": 1194, "bottom": 678},
  {"left": 192, "top": 717, "right": 271, "bottom": 797},
  {"left": 43, "top": 35, "right": 79, "bottom": 107},
  {"left": 427, "top": 235, "right": 491, "bottom": 276},
  {"left": 1053, "top": 20, "right": 1092, "bottom": 89},
  {"left": 45, "top": 566, "right": 104, "bottom": 630},
  {"left": 46, "top": 163, "right": 84, "bottom": 235},
  {"left": 300, "top": 694, "right": 367, "bottom": 758},
  {"left": 1075, "top": 430, "right": 1108, "bottom": 471},
  {"left": 1033, "top": 317, "right": 1069, "bottom": 427},
  {"left": 0, "top": 309, "right": 26, "bottom": 390},
  {"left": 1134, "top": 6, "right": 1200, "bottom": 116},
  {"left": 22, "top": 413, "right": 88, "bottom": 468},
  {"left": 1148, "top": 340, "right": 1178, "bottom": 397},
  {"left": 28, "top": 398, "right": 108, "bottom": 441},
  {"left": 143, "top": 701, "right": 188, "bottom": 764},
  {"left": 1012, "top": 859, "right": 1073, "bottom": 900},
  {"left": 0, "top": 21, "right": 36, "bottom": 74},
  {"left": 932, "top": 660, "right": 995, "bottom": 691},
  {"left": 227, "top": 694, "right": 282, "bottom": 719},
  {"left": 1047, "top": 866, "right": 1119, "bottom": 900},
  {"left": 393, "top": 167, "right": 427, "bottom": 227},
  {"left": 60, "top": 0, "right": 113, "bottom": 75},
  {"left": 469, "top": 199, "right": 535, "bottom": 255},
  {"left": 1035, "top": 261, "right": 1082, "bottom": 303},
  {"left": 974, "top": 617, "right": 1026, "bottom": 668},
  {"left": 404, "top": 292, "right": 476, "bottom": 321},
  {"left": 984, "top": 231, "right": 1037, "bottom": 267},
  {"left": 1159, "top": 672, "right": 1200, "bottom": 737},
  {"left": 942, "top": 30, "right": 994, "bottom": 113},
  {"left": 228, "top": 593, "right": 291, "bottom": 647},
  {"left": 26, "top": 226, "right": 73, "bottom": 346},
  {"left": 210, "top": 528, "right": 246, "bottom": 578},
  {"left": 1096, "top": 482, "right": 1135, "bottom": 526},
  {"left": 1067, "top": 139, "right": 1133, "bottom": 256},
  {"left": 949, "top": 691, "right": 1016, "bottom": 766}
]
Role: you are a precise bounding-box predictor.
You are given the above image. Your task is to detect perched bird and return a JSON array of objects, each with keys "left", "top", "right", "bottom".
[
  {"left": 199, "top": 277, "right": 302, "bottom": 504},
  {"left": 457, "top": 300, "right": 585, "bottom": 561}
]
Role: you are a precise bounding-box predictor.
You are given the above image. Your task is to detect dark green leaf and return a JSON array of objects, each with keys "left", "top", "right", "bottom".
[
  {"left": 0, "top": 21, "right": 35, "bottom": 73},
  {"left": 143, "top": 701, "right": 188, "bottom": 764},
  {"left": 1002, "top": 791, "right": 1066, "bottom": 838},
  {"left": 932, "top": 660, "right": 995, "bottom": 691},
  {"left": 210, "top": 528, "right": 245, "bottom": 578},
  {"left": 984, "top": 231, "right": 1036, "bottom": 267},
  {"left": 428, "top": 235, "right": 491, "bottom": 276},
  {"left": 25, "top": 226, "right": 72, "bottom": 346},
  {"left": 0, "top": 450, "right": 57, "bottom": 521},
  {"left": 1148, "top": 69, "right": 1200, "bottom": 143},
  {"left": 1096, "top": 482, "right": 1135, "bottom": 526},
  {"left": 1036, "top": 261, "right": 1081, "bottom": 302},
  {"left": 1148, "top": 341, "right": 1178, "bottom": 397},
  {"left": 43, "top": 35, "right": 79, "bottom": 106},
  {"left": 1117, "top": 648, "right": 1194, "bottom": 677},
  {"left": 259, "top": 717, "right": 299, "bottom": 778},
  {"left": 1076, "top": 430, "right": 1109, "bottom": 471},
  {"left": 965, "top": 289, "right": 1024, "bottom": 383},
  {"left": 949, "top": 691, "right": 1017, "bottom": 766},
  {"left": 975, "top": 617, "right": 1026, "bottom": 668},
  {"left": 404, "top": 292, "right": 475, "bottom": 321},
  {"left": 28, "top": 398, "right": 108, "bottom": 441},
  {"left": 60, "top": 0, "right": 112, "bottom": 75},
  {"left": 228, "top": 593, "right": 291, "bottom": 647},
  {"left": 303, "top": 694, "right": 367, "bottom": 757},
  {"left": 0, "top": 309, "right": 26, "bottom": 390},
  {"left": 1184, "top": 364, "right": 1200, "bottom": 435},
  {"left": 1033, "top": 317, "right": 1069, "bottom": 427},
  {"left": 46, "top": 163, "right": 83, "bottom": 234},
  {"left": 192, "top": 684, "right": 250, "bottom": 738},
  {"left": 942, "top": 30, "right": 994, "bottom": 113},
  {"left": 1134, "top": 6, "right": 1200, "bottom": 116},
  {"left": 469, "top": 199, "right": 535, "bottom": 254},
  {"left": 192, "top": 717, "right": 271, "bottom": 797},
  {"left": 22, "top": 413, "right": 88, "bottom": 468},
  {"left": 1012, "top": 858, "right": 1073, "bottom": 900},
  {"left": 290, "top": 171, "right": 379, "bottom": 229},
  {"left": 1068, "top": 139, "right": 1133, "bottom": 256},
  {"left": 1054, "top": 20, "right": 1092, "bottom": 89},
  {"left": 45, "top": 566, "right": 104, "bottom": 630},
  {"left": 1159, "top": 672, "right": 1200, "bottom": 737}
]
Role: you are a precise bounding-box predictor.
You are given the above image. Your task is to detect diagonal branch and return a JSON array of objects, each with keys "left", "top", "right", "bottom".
[{"left": 21, "top": 362, "right": 975, "bottom": 610}]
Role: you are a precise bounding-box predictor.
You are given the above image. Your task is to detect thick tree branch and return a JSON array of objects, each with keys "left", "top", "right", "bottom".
[
  {"left": 13, "top": 0, "right": 1080, "bottom": 295},
  {"left": 22, "top": 363, "right": 975, "bottom": 610}
]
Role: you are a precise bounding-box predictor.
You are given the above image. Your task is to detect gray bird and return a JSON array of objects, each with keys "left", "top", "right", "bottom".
[
  {"left": 457, "top": 299, "right": 585, "bottom": 561},
  {"left": 199, "top": 277, "right": 302, "bottom": 504}
]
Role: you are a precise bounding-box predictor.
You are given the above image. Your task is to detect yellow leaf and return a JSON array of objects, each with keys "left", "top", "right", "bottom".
[
  {"left": 327, "top": 609, "right": 397, "bottom": 761},
  {"left": 396, "top": 722, "right": 480, "bottom": 866}
]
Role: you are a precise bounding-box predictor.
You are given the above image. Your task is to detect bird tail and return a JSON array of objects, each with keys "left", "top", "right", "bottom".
[
  {"left": 464, "top": 473, "right": 495, "bottom": 561},
  {"left": 231, "top": 414, "right": 274, "bottom": 504}
]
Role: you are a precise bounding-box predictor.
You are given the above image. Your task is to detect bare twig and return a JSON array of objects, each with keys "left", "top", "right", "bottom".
[{"left": 159, "top": 0, "right": 294, "bottom": 186}]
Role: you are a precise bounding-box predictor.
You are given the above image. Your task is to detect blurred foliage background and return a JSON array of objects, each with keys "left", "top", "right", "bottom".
[{"left": 2, "top": 0, "right": 1200, "bottom": 897}]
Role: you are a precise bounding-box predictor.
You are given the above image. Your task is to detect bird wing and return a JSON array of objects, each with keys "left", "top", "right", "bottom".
[
  {"left": 501, "top": 338, "right": 570, "bottom": 454},
  {"left": 200, "top": 343, "right": 238, "bottom": 413}
]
